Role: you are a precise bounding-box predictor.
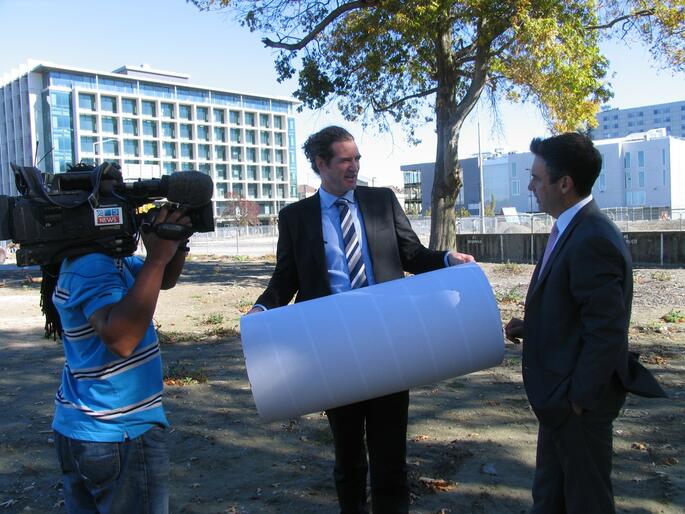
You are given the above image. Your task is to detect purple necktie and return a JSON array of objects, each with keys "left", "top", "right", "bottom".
[{"left": 539, "top": 222, "right": 559, "bottom": 275}]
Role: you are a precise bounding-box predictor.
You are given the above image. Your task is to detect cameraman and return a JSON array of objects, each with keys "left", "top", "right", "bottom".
[{"left": 50, "top": 204, "right": 192, "bottom": 514}]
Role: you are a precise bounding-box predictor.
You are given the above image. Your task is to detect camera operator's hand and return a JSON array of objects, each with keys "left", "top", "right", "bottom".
[{"left": 141, "top": 205, "right": 192, "bottom": 267}]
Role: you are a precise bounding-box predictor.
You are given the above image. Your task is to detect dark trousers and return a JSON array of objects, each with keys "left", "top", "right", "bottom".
[
  {"left": 531, "top": 376, "right": 626, "bottom": 514},
  {"left": 326, "top": 390, "right": 409, "bottom": 514}
]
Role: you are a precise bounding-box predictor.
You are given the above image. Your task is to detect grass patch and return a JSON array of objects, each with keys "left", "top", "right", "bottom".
[
  {"left": 496, "top": 261, "right": 525, "bottom": 275},
  {"left": 496, "top": 288, "right": 524, "bottom": 304},
  {"left": 662, "top": 309, "right": 685, "bottom": 323},
  {"left": 202, "top": 313, "right": 224, "bottom": 325},
  {"left": 235, "top": 298, "right": 254, "bottom": 314},
  {"left": 651, "top": 271, "right": 673, "bottom": 282},
  {"left": 164, "top": 361, "right": 208, "bottom": 386}
]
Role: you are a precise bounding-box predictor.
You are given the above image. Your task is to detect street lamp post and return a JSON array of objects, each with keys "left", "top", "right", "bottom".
[{"left": 92, "top": 138, "right": 117, "bottom": 162}]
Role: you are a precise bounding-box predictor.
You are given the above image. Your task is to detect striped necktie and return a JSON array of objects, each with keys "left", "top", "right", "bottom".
[{"left": 335, "top": 198, "right": 368, "bottom": 289}]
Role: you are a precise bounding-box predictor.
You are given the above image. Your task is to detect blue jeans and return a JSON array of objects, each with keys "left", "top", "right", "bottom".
[{"left": 55, "top": 426, "right": 169, "bottom": 514}]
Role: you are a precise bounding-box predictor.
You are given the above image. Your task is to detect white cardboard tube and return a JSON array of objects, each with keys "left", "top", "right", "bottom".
[{"left": 240, "top": 263, "right": 504, "bottom": 421}]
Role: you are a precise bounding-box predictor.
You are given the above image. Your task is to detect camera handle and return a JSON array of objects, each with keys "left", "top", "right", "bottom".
[{"left": 141, "top": 221, "right": 193, "bottom": 241}]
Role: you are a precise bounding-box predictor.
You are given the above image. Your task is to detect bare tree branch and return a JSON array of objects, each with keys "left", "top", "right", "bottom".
[
  {"left": 262, "top": 1, "right": 372, "bottom": 50},
  {"left": 586, "top": 9, "right": 655, "bottom": 30},
  {"left": 370, "top": 87, "right": 439, "bottom": 113}
]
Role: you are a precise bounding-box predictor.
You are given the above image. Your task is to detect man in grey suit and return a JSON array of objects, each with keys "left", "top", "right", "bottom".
[
  {"left": 247, "top": 126, "right": 473, "bottom": 513},
  {"left": 506, "top": 133, "right": 666, "bottom": 514}
]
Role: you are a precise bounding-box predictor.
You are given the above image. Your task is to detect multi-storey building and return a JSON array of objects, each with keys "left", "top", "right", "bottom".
[
  {"left": 402, "top": 129, "right": 685, "bottom": 215},
  {"left": 0, "top": 61, "right": 300, "bottom": 220},
  {"left": 591, "top": 100, "right": 685, "bottom": 140}
]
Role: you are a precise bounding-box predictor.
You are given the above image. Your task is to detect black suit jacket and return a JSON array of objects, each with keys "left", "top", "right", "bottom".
[
  {"left": 522, "top": 200, "right": 666, "bottom": 428},
  {"left": 256, "top": 186, "right": 446, "bottom": 309}
]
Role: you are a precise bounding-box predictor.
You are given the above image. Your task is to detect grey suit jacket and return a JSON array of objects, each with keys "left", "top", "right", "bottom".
[
  {"left": 255, "top": 186, "right": 447, "bottom": 309},
  {"left": 522, "top": 200, "right": 666, "bottom": 428}
]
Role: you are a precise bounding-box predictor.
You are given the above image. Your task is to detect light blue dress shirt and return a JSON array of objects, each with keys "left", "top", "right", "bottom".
[{"left": 319, "top": 187, "right": 376, "bottom": 293}]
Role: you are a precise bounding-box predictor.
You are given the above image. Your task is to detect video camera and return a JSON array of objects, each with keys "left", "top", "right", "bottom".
[{"left": 0, "top": 162, "right": 215, "bottom": 267}]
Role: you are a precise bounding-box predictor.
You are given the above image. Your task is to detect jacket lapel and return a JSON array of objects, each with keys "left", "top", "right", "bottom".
[{"left": 300, "top": 192, "right": 328, "bottom": 284}]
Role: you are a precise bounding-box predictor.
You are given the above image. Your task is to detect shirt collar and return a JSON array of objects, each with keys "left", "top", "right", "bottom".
[
  {"left": 556, "top": 194, "right": 592, "bottom": 235},
  {"left": 319, "top": 187, "right": 356, "bottom": 210}
]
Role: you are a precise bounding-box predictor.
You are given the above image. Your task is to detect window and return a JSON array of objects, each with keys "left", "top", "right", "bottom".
[
  {"left": 101, "top": 116, "right": 118, "bottom": 134},
  {"left": 232, "top": 184, "right": 243, "bottom": 197},
  {"left": 199, "top": 163, "right": 211, "bottom": 175},
  {"left": 79, "top": 93, "right": 96, "bottom": 110},
  {"left": 216, "top": 164, "right": 227, "bottom": 180},
  {"left": 80, "top": 136, "right": 96, "bottom": 152},
  {"left": 213, "top": 109, "right": 225, "bottom": 124},
  {"left": 260, "top": 131, "right": 271, "bottom": 145},
  {"left": 198, "top": 144, "right": 210, "bottom": 160},
  {"left": 277, "top": 184, "right": 285, "bottom": 198},
  {"left": 100, "top": 96, "right": 117, "bottom": 113},
  {"left": 102, "top": 139, "right": 118, "bottom": 156},
  {"left": 246, "top": 147, "right": 257, "bottom": 162},
  {"left": 245, "top": 130, "right": 256, "bottom": 145},
  {"left": 274, "top": 132, "right": 284, "bottom": 147},
  {"left": 144, "top": 141, "right": 158, "bottom": 158},
  {"left": 141, "top": 100, "right": 156, "bottom": 117},
  {"left": 214, "top": 127, "right": 226, "bottom": 142},
  {"left": 143, "top": 120, "right": 157, "bottom": 137},
  {"left": 230, "top": 128, "right": 242, "bottom": 143},
  {"left": 511, "top": 179, "right": 520, "bottom": 196},
  {"left": 624, "top": 171, "right": 632, "bottom": 189},
  {"left": 638, "top": 170, "right": 645, "bottom": 188},
  {"left": 248, "top": 183, "right": 258, "bottom": 198},
  {"left": 163, "top": 162, "right": 176, "bottom": 174},
  {"left": 197, "top": 125, "right": 209, "bottom": 141},
  {"left": 262, "top": 166, "right": 272, "bottom": 180},
  {"left": 163, "top": 142, "right": 176, "bottom": 158},
  {"left": 122, "top": 118, "right": 138, "bottom": 136},
  {"left": 179, "top": 124, "right": 192, "bottom": 140},
  {"left": 259, "top": 113, "right": 270, "bottom": 127},
  {"left": 246, "top": 165, "right": 257, "bottom": 180},
  {"left": 217, "top": 183, "right": 228, "bottom": 199},
  {"left": 275, "top": 149, "right": 285, "bottom": 164},
  {"left": 598, "top": 172, "right": 606, "bottom": 191},
  {"left": 511, "top": 162, "right": 517, "bottom": 177},
  {"left": 215, "top": 145, "right": 227, "bottom": 161},
  {"left": 124, "top": 139, "right": 139, "bottom": 157},
  {"left": 180, "top": 143, "right": 193, "bottom": 159},
  {"left": 122, "top": 98, "right": 137, "bottom": 115},
  {"left": 276, "top": 167, "right": 285, "bottom": 181},
  {"left": 624, "top": 152, "right": 631, "bottom": 169},
  {"left": 261, "top": 149, "right": 272, "bottom": 163},
  {"left": 244, "top": 112, "right": 256, "bottom": 126},
  {"left": 637, "top": 150, "right": 645, "bottom": 168},
  {"left": 162, "top": 122, "right": 175, "bottom": 138},
  {"left": 161, "top": 103, "right": 174, "bottom": 118},
  {"left": 79, "top": 114, "right": 96, "bottom": 132},
  {"left": 262, "top": 184, "right": 273, "bottom": 198},
  {"left": 231, "top": 147, "right": 243, "bottom": 161},
  {"left": 662, "top": 148, "right": 666, "bottom": 165},
  {"left": 229, "top": 110, "right": 241, "bottom": 124},
  {"left": 179, "top": 105, "right": 192, "bottom": 120},
  {"left": 232, "top": 165, "right": 243, "bottom": 180},
  {"left": 197, "top": 107, "right": 209, "bottom": 122},
  {"left": 273, "top": 116, "right": 284, "bottom": 130}
]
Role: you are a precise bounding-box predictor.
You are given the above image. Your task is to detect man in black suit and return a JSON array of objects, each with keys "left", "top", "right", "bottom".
[
  {"left": 247, "top": 126, "right": 473, "bottom": 513},
  {"left": 505, "top": 133, "right": 666, "bottom": 514}
]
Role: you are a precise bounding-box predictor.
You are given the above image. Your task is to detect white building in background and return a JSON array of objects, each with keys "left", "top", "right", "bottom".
[
  {"left": 401, "top": 129, "right": 685, "bottom": 215},
  {"left": 0, "top": 60, "right": 300, "bottom": 220},
  {"left": 591, "top": 100, "right": 685, "bottom": 140}
]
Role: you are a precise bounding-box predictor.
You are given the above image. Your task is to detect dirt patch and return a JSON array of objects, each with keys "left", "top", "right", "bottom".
[{"left": 1, "top": 257, "right": 683, "bottom": 513}]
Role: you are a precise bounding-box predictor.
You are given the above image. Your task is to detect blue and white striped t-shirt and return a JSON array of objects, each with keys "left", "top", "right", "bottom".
[{"left": 52, "top": 253, "right": 168, "bottom": 442}]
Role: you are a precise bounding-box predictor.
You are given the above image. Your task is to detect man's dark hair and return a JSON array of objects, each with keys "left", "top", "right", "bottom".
[
  {"left": 303, "top": 126, "right": 354, "bottom": 174},
  {"left": 529, "top": 133, "right": 602, "bottom": 197}
]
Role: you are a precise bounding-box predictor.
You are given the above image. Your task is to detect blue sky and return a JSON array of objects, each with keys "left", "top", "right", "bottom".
[{"left": 1, "top": 0, "right": 683, "bottom": 187}]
